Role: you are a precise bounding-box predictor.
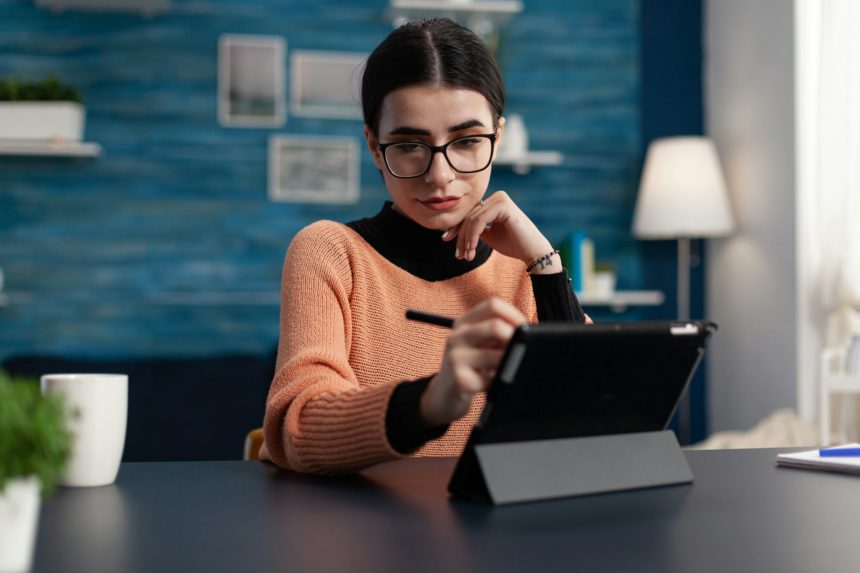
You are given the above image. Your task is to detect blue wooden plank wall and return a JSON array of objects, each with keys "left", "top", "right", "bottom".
[{"left": 0, "top": 0, "right": 656, "bottom": 360}]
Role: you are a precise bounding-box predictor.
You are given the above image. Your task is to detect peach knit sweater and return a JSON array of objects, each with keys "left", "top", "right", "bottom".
[{"left": 261, "top": 220, "right": 537, "bottom": 475}]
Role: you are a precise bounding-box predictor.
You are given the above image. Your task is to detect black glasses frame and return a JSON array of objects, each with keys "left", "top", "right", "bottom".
[{"left": 376, "top": 133, "right": 497, "bottom": 179}]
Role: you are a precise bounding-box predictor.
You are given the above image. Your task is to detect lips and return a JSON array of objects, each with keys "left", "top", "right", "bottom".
[{"left": 419, "top": 197, "right": 461, "bottom": 211}]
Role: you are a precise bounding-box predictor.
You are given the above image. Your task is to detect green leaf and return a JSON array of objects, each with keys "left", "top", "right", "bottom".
[
  {"left": 0, "top": 75, "right": 82, "bottom": 103},
  {"left": 0, "top": 371, "right": 74, "bottom": 496}
]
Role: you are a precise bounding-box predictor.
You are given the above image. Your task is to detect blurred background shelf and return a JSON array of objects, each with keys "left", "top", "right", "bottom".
[
  {"left": 35, "top": 0, "right": 170, "bottom": 16},
  {"left": 0, "top": 141, "right": 102, "bottom": 157},
  {"left": 577, "top": 290, "right": 665, "bottom": 313},
  {"left": 388, "top": 0, "right": 523, "bottom": 23},
  {"left": 494, "top": 151, "right": 564, "bottom": 174}
]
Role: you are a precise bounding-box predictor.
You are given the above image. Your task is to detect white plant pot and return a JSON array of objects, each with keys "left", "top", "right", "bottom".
[
  {"left": 0, "top": 476, "right": 41, "bottom": 573},
  {"left": 591, "top": 271, "right": 617, "bottom": 298},
  {"left": 0, "top": 101, "right": 85, "bottom": 142}
]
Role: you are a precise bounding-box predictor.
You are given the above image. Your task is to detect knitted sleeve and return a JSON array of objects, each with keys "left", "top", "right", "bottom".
[
  {"left": 261, "top": 223, "right": 405, "bottom": 475},
  {"left": 530, "top": 268, "right": 586, "bottom": 323}
]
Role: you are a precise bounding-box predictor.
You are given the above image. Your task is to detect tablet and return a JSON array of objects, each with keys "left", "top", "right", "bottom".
[{"left": 449, "top": 320, "right": 717, "bottom": 494}]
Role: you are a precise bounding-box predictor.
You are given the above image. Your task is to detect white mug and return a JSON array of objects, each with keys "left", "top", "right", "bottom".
[{"left": 40, "top": 374, "right": 128, "bottom": 487}]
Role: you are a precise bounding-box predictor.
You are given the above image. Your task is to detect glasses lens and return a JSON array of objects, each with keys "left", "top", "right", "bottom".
[
  {"left": 384, "top": 143, "right": 431, "bottom": 178},
  {"left": 383, "top": 136, "right": 494, "bottom": 177},
  {"left": 446, "top": 136, "right": 493, "bottom": 173}
]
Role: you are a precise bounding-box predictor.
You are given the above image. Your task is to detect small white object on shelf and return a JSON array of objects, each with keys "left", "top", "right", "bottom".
[
  {"left": 576, "top": 290, "right": 665, "bottom": 313},
  {"left": 0, "top": 102, "right": 84, "bottom": 141},
  {"left": 819, "top": 344, "right": 860, "bottom": 446},
  {"left": 493, "top": 114, "right": 563, "bottom": 174},
  {"left": 0, "top": 101, "right": 101, "bottom": 157}
]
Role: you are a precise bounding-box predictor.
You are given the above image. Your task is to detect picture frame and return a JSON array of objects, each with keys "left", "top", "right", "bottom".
[
  {"left": 218, "top": 34, "right": 286, "bottom": 128},
  {"left": 290, "top": 50, "right": 366, "bottom": 119},
  {"left": 268, "top": 135, "right": 360, "bottom": 204}
]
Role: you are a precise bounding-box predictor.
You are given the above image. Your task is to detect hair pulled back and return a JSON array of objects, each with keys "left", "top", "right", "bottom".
[{"left": 362, "top": 18, "right": 505, "bottom": 135}]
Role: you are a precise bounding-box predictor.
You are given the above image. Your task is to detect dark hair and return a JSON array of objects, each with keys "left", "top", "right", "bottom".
[{"left": 362, "top": 18, "right": 505, "bottom": 135}]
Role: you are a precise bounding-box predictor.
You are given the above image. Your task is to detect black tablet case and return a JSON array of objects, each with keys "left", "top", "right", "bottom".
[{"left": 448, "top": 320, "right": 717, "bottom": 504}]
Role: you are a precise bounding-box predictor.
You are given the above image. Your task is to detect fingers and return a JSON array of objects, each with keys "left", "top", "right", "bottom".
[
  {"left": 448, "top": 347, "right": 504, "bottom": 392},
  {"left": 420, "top": 299, "right": 527, "bottom": 427},
  {"left": 456, "top": 192, "right": 506, "bottom": 261},
  {"left": 441, "top": 223, "right": 461, "bottom": 243},
  {"left": 449, "top": 316, "right": 517, "bottom": 350},
  {"left": 420, "top": 331, "right": 506, "bottom": 427}
]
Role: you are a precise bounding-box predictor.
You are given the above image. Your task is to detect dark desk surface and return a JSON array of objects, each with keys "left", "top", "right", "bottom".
[{"left": 34, "top": 449, "right": 860, "bottom": 573}]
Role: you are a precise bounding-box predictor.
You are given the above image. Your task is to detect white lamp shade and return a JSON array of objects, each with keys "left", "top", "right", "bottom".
[{"left": 632, "top": 136, "right": 734, "bottom": 238}]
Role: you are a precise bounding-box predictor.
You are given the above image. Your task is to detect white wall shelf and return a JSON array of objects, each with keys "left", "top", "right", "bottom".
[
  {"left": 494, "top": 151, "right": 564, "bottom": 174},
  {"left": 35, "top": 0, "right": 169, "bottom": 16},
  {"left": 0, "top": 141, "right": 102, "bottom": 157},
  {"left": 576, "top": 290, "right": 665, "bottom": 313},
  {"left": 388, "top": 0, "right": 523, "bottom": 25}
]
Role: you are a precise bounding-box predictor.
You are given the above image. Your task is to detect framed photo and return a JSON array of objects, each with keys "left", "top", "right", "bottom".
[
  {"left": 218, "top": 34, "right": 286, "bottom": 127},
  {"left": 268, "top": 135, "right": 360, "bottom": 204},
  {"left": 290, "top": 51, "right": 366, "bottom": 119}
]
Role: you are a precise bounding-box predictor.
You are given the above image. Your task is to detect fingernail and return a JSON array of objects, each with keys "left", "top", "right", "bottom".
[
  {"left": 455, "top": 247, "right": 460, "bottom": 258},
  {"left": 441, "top": 230, "right": 449, "bottom": 239}
]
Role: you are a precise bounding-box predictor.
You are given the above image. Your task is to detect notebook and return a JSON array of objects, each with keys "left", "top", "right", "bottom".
[{"left": 776, "top": 443, "right": 860, "bottom": 475}]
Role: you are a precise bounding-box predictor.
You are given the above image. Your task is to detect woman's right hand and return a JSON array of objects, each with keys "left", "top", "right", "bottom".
[{"left": 419, "top": 298, "right": 527, "bottom": 428}]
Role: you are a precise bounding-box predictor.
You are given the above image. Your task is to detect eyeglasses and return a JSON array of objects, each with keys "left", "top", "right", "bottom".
[{"left": 376, "top": 133, "right": 497, "bottom": 179}]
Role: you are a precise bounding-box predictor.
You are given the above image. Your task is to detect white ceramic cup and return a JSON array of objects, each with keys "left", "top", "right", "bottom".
[{"left": 40, "top": 374, "right": 128, "bottom": 487}]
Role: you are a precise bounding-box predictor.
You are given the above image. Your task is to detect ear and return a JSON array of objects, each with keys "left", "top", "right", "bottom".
[
  {"left": 492, "top": 116, "right": 506, "bottom": 160},
  {"left": 364, "top": 124, "right": 386, "bottom": 172}
]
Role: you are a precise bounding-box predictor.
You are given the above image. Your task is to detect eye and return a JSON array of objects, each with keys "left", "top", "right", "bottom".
[
  {"left": 391, "top": 142, "right": 424, "bottom": 153},
  {"left": 451, "top": 137, "right": 483, "bottom": 149}
]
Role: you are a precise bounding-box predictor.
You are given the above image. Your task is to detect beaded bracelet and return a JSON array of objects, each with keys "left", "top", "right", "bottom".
[{"left": 525, "top": 249, "right": 560, "bottom": 273}]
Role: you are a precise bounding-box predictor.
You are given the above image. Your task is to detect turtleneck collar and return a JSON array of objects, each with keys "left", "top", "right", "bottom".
[{"left": 346, "top": 201, "right": 492, "bottom": 282}]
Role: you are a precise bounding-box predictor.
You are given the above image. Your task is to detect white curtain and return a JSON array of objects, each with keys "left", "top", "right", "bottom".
[
  {"left": 815, "top": 0, "right": 860, "bottom": 324},
  {"left": 809, "top": 0, "right": 860, "bottom": 441}
]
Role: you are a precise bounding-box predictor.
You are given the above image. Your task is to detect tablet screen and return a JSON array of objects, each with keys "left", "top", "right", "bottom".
[{"left": 469, "top": 320, "right": 716, "bottom": 445}]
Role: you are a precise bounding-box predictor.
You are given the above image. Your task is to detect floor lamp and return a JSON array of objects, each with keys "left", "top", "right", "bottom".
[{"left": 632, "top": 136, "right": 734, "bottom": 444}]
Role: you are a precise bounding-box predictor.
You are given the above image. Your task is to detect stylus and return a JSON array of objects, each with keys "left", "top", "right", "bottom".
[
  {"left": 819, "top": 447, "right": 860, "bottom": 457},
  {"left": 405, "top": 309, "right": 455, "bottom": 329}
]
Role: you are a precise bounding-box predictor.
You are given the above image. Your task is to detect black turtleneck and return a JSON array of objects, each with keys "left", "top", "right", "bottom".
[
  {"left": 347, "top": 201, "right": 493, "bottom": 281},
  {"left": 346, "top": 202, "right": 586, "bottom": 453}
]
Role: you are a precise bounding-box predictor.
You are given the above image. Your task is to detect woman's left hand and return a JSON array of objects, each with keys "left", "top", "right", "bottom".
[{"left": 444, "top": 190, "right": 557, "bottom": 270}]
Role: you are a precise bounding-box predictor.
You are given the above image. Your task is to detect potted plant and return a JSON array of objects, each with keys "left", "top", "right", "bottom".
[
  {"left": 592, "top": 260, "right": 617, "bottom": 297},
  {"left": 0, "top": 75, "right": 86, "bottom": 142},
  {"left": 0, "top": 371, "right": 73, "bottom": 573}
]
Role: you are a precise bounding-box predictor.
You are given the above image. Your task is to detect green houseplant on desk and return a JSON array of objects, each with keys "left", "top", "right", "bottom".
[{"left": 0, "top": 371, "right": 72, "bottom": 573}]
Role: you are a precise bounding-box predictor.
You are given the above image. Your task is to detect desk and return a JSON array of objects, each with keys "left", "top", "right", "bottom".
[{"left": 34, "top": 449, "right": 860, "bottom": 572}]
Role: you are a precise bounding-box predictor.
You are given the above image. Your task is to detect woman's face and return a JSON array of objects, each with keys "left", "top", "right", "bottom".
[{"left": 365, "top": 85, "right": 504, "bottom": 231}]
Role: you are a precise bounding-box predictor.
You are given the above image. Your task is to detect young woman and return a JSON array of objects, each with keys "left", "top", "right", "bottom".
[{"left": 260, "top": 18, "right": 588, "bottom": 475}]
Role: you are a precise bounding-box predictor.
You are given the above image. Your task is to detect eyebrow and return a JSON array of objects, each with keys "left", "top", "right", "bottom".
[{"left": 387, "top": 119, "right": 487, "bottom": 137}]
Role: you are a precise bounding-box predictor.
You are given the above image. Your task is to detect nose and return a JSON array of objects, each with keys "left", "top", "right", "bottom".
[{"left": 423, "top": 149, "right": 456, "bottom": 187}]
